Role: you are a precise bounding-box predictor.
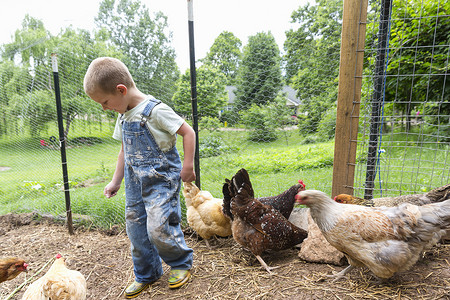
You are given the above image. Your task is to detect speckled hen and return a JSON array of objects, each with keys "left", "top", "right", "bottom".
[{"left": 223, "top": 168, "right": 308, "bottom": 274}]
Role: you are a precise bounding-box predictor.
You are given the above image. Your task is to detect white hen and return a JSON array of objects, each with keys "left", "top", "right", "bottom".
[
  {"left": 295, "top": 189, "right": 450, "bottom": 280},
  {"left": 22, "top": 254, "right": 86, "bottom": 300}
]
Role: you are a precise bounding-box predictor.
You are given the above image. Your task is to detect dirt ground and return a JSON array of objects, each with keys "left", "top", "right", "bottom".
[{"left": 1, "top": 213, "right": 449, "bottom": 300}]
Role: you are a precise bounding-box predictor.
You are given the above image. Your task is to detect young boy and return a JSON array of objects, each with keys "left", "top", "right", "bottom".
[{"left": 84, "top": 57, "right": 195, "bottom": 298}]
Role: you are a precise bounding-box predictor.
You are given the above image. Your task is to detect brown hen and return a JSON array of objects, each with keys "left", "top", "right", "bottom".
[
  {"left": 223, "top": 168, "right": 308, "bottom": 274},
  {"left": 0, "top": 257, "right": 28, "bottom": 283},
  {"left": 223, "top": 176, "right": 306, "bottom": 221}
]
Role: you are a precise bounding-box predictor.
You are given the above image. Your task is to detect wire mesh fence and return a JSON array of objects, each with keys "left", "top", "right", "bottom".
[
  {"left": 354, "top": 0, "right": 450, "bottom": 198},
  {"left": 0, "top": 0, "right": 448, "bottom": 229}
]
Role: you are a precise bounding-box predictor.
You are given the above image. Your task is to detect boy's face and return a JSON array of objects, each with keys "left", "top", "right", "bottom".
[{"left": 90, "top": 85, "right": 129, "bottom": 114}]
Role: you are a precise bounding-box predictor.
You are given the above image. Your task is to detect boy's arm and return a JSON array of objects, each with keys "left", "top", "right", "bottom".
[
  {"left": 176, "top": 121, "right": 196, "bottom": 182},
  {"left": 104, "top": 143, "right": 125, "bottom": 198}
]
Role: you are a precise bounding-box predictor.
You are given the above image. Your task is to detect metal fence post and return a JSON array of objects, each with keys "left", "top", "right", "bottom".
[
  {"left": 187, "top": 0, "right": 201, "bottom": 188},
  {"left": 51, "top": 53, "right": 74, "bottom": 235}
]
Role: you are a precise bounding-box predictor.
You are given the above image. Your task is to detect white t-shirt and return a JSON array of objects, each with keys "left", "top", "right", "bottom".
[{"left": 112, "top": 97, "right": 184, "bottom": 152}]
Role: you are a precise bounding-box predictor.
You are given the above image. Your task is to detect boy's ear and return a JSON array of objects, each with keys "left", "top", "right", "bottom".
[{"left": 116, "top": 84, "right": 127, "bottom": 95}]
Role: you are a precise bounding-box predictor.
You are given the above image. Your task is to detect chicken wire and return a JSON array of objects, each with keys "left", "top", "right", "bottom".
[
  {"left": 0, "top": 0, "right": 448, "bottom": 228},
  {"left": 353, "top": 0, "right": 450, "bottom": 198}
]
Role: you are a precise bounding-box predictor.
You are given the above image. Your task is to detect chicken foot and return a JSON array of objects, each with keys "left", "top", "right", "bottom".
[
  {"left": 326, "top": 265, "right": 355, "bottom": 282},
  {"left": 255, "top": 255, "right": 279, "bottom": 274}
]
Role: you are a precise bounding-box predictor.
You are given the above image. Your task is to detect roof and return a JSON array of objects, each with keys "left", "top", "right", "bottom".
[
  {"left": 282, "top": 86, "right": 301, "bottom": 106},
  {"left": 225, "top": 86, "right": 237, "bottom": 104},
  {"left": 225, "top": 86, "right": 300, "bottom": 106}
]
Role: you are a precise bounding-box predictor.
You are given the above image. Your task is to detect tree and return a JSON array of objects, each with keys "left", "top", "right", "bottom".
[
  {"left": 201, "top": 31, "right": 242, "bottom": 85},
  {"left": 2, "top": 15, "right": 50, "bottom": 66},
  {"left": 95, "top": 0, "right": 180, "bottom": 104},
  {"left": 0, "top": 16, "right": 55, "bottom": 137},
  {"left": 8, "top": 90, "right": 56, "bottom": 137},
  {"left": 172, "top": 64, "right": 228, "bottom": 119},
  {"left": 284, "top": 0, "right": 342, "bottom": 132},
  {"left": 234, "top": 32, "right": 283, "bottom": 111},
  {"left": 382, "top": 0, "right": 450, "bottom": 133},
  {"left": 53, "top": 27, "right": 124, "bottom": 137},
  {"left": 0, "top": 61, "right": 32, "bottom": 136},
  {"left": 1, "top": 15, "right": 122, "bottom": 138}
]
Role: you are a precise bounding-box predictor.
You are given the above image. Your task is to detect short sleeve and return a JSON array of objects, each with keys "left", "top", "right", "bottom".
[
  {"left": 112, "top": 115, "right": 123, "bottom": 141},
  {"left": 153, "top": 104, "right": 184, "bottom": 135}
]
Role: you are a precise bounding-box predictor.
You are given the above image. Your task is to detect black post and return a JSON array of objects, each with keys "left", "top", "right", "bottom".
[
  {"left": 187, "top": 0, "right": 201, "bottom": 188},
  {"left": 51, "top": 53, "right": 74, "bottom": 235},
  {"left": 364, "top": 0, "right": 392, "bottom": 199}
]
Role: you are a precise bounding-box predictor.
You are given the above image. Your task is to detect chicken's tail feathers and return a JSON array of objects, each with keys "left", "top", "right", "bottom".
[
  {"left": 222, "top": 179, "right": 233, "bottom": 220},
  {"left": 182, "top": 182, "right": 200, "bottom": 198},
  {"left": 426, "top": 183, "right": 450, "bottom": 203},
  {"left": 421, "top": 199, "right": 450, "bottom": 225},
  {"left": 412, "top": 199, "right": 450, "bottom": 243},
  {"left": 231, "top": 168, "right": 254, "bottom": 198}
]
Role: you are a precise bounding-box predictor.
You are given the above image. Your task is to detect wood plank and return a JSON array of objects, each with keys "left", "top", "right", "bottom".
[{"left": 332, "top": 0, "right": 368, "bottom": 197}]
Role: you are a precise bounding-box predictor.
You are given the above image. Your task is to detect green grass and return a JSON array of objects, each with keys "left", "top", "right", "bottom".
[
  {"left": 353, "top": 131, "right": 450, "bottom": 198},
  {"left": 0, "top": 119, "right": 122, "bottom": 227}
]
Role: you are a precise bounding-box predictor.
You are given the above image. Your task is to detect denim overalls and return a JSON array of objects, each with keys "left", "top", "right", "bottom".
[{"left": 122, "top": 98, "right": 193, "bottom": 284}]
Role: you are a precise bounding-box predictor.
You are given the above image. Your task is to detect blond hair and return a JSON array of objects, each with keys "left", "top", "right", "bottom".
[{"left": 83, "top": 57, "right": 136, "bottom": 95}]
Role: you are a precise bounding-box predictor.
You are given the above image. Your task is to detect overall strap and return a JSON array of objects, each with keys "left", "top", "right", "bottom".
[{"left": 140, "top": 97, "right": 161, "bottom": 127}]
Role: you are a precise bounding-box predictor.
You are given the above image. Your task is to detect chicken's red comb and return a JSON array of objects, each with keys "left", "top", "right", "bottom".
[
  {"left": 55, "top": 254, "right": 62, "bottom": 259},
  {"left": 298, "top": 179, "right": 305, "bottom": 188}
]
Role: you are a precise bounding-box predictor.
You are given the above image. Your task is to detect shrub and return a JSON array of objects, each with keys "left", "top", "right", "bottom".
[
  {"left": 317, "top": 108, "right": 337, "bottom": 140},
  {"left": 240, "top": 104, "right": 277, "bottom": 142},
  {"left": 199, "top": 135, "right": 237, "bottom": 158},
  {"left": 219, "top": 110, "right": 239, "bottom": 127},
  {"left": 199, "top": 116, "right": 221, "bottom": 132}
]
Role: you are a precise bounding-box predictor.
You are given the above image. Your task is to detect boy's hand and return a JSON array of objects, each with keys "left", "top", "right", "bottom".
[
  {"left": 104, "top": 181, "right": 121, "bottom": 198},
  {"left": 180, "top": 166, "right": 196, "bottom": 183}
]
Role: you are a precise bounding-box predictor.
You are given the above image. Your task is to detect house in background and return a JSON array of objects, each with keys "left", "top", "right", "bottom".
[{"left": 224, "top": 86, "right": 301, "bottom": 115}]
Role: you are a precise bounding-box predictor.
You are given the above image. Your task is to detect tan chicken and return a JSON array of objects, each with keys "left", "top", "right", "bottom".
[
  {"left": 334, "top": 184, "right": 450, "bottom": 242},
  {"left": 22, "top": 254, "right": 86, "bottom": 300},
  {"left": 223, "top": 169, "right": 308, "bottom": 274},
  {"left": 295, "top": 189, "right": 450, "bottom": 281},
  {"left": 182, "top": 182, "right": 232, "bottom": 248},
  {"left": 334, "top": 183, "right": 450, "bottom": 207},
  {"left": 0, "top": 257, "right": 28, "bottom": 283}
]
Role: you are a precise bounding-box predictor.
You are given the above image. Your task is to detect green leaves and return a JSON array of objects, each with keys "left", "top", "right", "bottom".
[
  {"left": 172, "top": 64, "right": 228, "bottom": 119},
  {"left": 235, "top": 32, "right": 283, "bottom": 111},
  {"left": 201, "top": 31, "right": 242, "bottom": 85},
  {"left": 231, "top": 142, "right": 334, "bottom": 174},
  {"left": 95, "top": 0, "right": 179, "bottom": 102},
  {"left": 284, "top": 0, "right": 342, "bottom": 134},
  {"left": 382, "top": 0, "right": 450, "bottom": 134}
]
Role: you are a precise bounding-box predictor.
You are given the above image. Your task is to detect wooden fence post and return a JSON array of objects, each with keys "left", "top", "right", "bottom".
[{"left": 332, "top": 0, "right": 368, "bottom": 197}]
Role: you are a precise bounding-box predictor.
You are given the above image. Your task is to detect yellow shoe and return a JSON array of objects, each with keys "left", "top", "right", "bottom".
[
  {"left": 124, "top": 280, "right": 150, "bottom": 298},
  {"left": 168, "top": 269, "right": 191, "bottom": 289}
]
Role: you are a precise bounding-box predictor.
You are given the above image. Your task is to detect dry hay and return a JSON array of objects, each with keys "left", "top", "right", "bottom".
[{"left": 0, "top": 213, "right": 449, "bottom": 300}]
